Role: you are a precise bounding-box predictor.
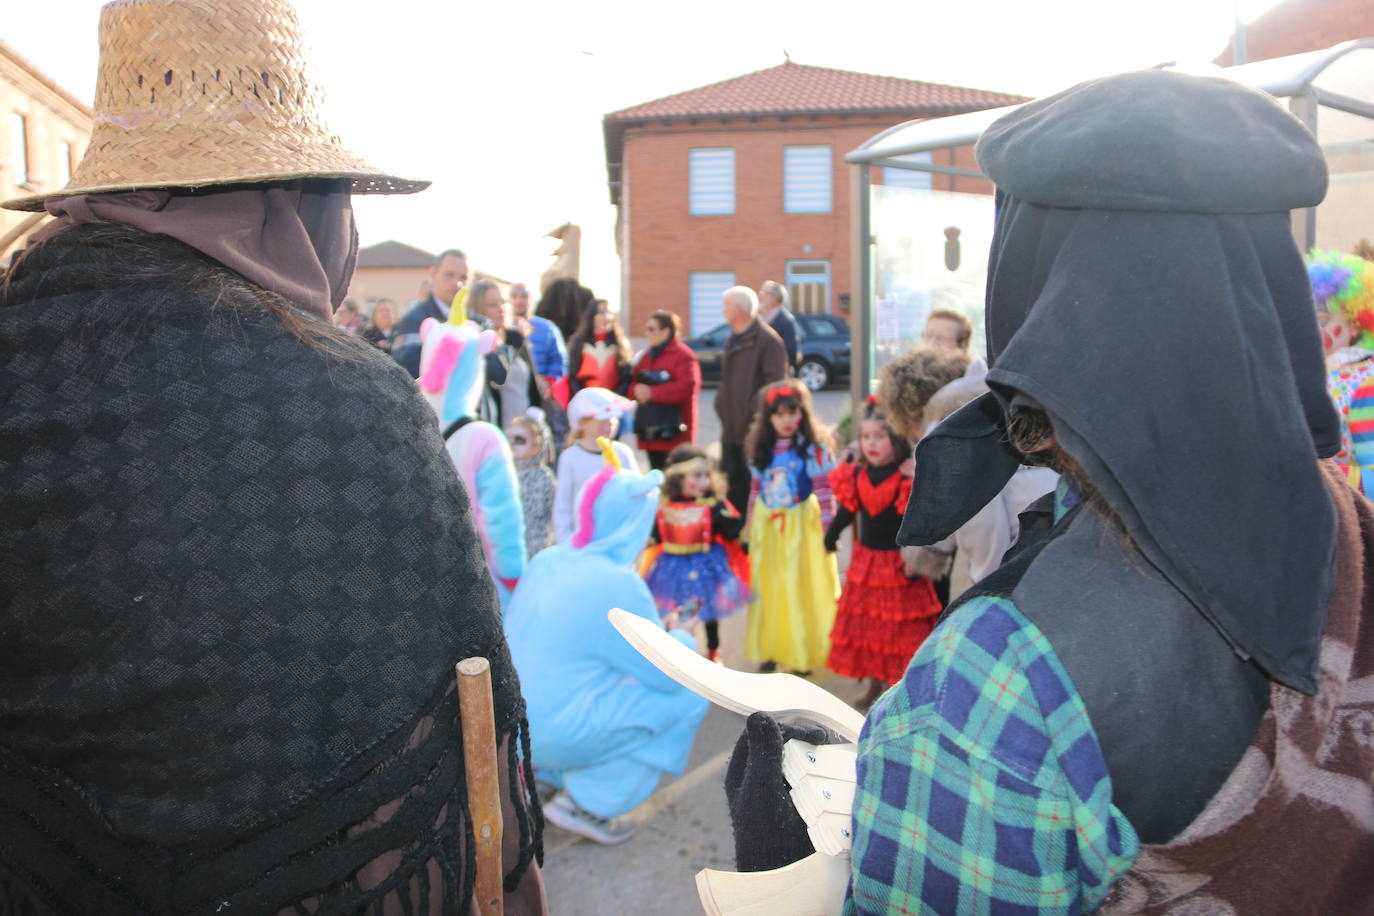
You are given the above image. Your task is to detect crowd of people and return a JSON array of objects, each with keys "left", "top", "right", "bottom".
[
  {"left": 394, "top": 250, "right": 1059, "bottom": 847},
  {"left": 4, "top": 0, "right": 1373, "bottom": 913}
]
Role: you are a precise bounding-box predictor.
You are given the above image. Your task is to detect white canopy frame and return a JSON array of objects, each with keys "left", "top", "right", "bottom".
[{"left": 844, "top": 39, "right": 1374, "bottom": 401}]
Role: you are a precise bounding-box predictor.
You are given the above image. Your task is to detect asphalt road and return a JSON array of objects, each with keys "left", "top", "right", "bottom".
[{"left": 542, "top": 384, "right": 858, "bottom": 914}]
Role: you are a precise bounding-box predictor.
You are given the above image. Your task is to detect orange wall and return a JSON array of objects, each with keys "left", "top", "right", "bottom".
[
  {"left": 345, "top": 266, "right": 430, "bottom": 311},
  {"left": 618, "top": 115, "right": 992, "bottom": 334}
]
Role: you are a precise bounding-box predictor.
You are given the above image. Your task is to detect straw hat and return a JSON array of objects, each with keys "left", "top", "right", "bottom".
[{"left": 2, "top": 0, "right": 427, "bottom": 211}]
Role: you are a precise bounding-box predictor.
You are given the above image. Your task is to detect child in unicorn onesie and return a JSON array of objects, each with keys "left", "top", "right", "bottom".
[
  {"left": 504, "top": 442, "right": 708, "bottom": 845},
  {"left": 417, "top": 317, "right": 526, "bottom": 605}
]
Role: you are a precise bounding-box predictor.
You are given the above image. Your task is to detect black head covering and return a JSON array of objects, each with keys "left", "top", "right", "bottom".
[{"left": 902, "top": 69, "right": 1336, "bottom": 693}]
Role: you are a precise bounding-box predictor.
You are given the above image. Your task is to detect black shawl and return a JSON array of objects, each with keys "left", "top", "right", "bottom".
[{"left": 0, "top": 225, "right": 541, "bottom": 913}]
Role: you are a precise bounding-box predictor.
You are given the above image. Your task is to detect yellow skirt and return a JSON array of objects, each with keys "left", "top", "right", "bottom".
[{"left": 745, "top": 495, "right": 840, "bottom": 672}]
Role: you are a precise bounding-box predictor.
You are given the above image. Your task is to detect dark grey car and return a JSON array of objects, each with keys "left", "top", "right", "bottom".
[{"left": 684, "top": 313, "right": 851, "bottom": 391}]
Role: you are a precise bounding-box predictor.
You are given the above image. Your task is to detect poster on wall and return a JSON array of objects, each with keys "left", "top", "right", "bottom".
[{"left": 869, "top": 185, "right": 995, "bottom": 378}]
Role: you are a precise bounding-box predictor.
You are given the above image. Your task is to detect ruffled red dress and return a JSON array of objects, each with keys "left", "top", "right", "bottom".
[{"left": 825, "top": 462, "right": 943, "bottom": 684}]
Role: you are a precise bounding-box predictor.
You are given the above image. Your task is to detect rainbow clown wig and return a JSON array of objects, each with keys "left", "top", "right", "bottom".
[{"left": 1308, "top": 249, "right": 1374, "bottom": 347}]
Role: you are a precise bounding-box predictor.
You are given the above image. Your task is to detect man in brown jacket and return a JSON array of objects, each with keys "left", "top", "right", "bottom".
[{"left": 716, "top": 285, "right": 788, "bottom": 511}]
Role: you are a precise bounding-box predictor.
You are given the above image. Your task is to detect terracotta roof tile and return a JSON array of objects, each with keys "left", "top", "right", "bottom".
[{"left": 606, "top": 60, "right": 1025, "bottom": 122}]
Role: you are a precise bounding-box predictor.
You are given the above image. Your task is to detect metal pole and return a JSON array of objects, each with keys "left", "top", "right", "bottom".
[
  {"left": 1289, "top": 93, "right": 1319, "bottom": 249},
  {"left": 851, "top": 164, "right": 872, "bottom": 414},
  {"left": 1233, "top": 0, "right": 1248, "bottom": 65}
]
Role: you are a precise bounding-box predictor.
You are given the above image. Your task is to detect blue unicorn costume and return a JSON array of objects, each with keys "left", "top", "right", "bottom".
[
  {"left": 418, "top": 317, "right": 526, "bottom": 605},
  {"left": 504, "top": 444, "right": 708, "bottom": 819}
]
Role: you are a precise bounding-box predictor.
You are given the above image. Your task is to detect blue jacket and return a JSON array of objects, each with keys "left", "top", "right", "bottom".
[
  {"left": 767, "top": 306, "right": 801, "bottom": 369},
  {"left": 526, "top": 315, "right": 568, "bottom": 379}
]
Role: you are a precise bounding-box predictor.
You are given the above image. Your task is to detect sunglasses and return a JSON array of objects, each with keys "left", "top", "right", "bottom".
[{"left": 509, "top": 435, "right": 528, "bottom": 446}]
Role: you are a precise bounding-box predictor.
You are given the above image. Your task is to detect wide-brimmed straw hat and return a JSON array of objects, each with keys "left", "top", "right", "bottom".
[{"left": 2, "top": 0, "right": 427, "bottom": 211}]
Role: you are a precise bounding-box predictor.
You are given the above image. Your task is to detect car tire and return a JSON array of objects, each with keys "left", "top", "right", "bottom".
[{"left": 797, "top": 358, "right": 831, "bottom": 391}]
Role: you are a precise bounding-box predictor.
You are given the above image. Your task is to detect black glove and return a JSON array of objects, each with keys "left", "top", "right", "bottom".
[
  {"left": 724, "top": 712, "right": 843, "bottom": 873},
  {"left": 822, "top": 506, "right": 854, "bottom": 553}
]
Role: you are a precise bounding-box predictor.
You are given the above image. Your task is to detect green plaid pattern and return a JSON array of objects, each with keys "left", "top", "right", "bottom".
[{"left": 845, "top": 595, "right": 1138, "bottom": 915}]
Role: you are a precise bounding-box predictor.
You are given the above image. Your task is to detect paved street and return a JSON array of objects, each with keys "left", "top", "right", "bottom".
[{"left": 544, "top": 383, "right": 859, "bottom": 913}]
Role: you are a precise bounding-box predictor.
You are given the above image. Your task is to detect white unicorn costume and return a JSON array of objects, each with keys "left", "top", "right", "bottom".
[{"left": 418, "top": 317, "right": 526, "bottom": 605}]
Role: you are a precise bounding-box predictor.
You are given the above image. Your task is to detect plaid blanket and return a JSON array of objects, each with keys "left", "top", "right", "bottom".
[{"left": 845, "top": 595, "right": 1137, "bottom": 915}]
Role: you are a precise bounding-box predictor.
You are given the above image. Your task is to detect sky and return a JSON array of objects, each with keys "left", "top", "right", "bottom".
[{"left": 7, "top": 0, "right": 1283, "bottom": 300}]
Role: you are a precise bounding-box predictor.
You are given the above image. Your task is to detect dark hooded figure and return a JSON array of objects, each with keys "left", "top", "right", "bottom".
[
  {"left": 728, "top": 70, "right": 1374, "bottom": 913},
  {"left": 0, "top": 1, "right": 545, "bottom": 913},
  {"left": 856, "top": 69, "right": 1374, "bottom": 914}
]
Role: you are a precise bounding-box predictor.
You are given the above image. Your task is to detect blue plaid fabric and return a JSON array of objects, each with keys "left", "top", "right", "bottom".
[{"left": 844, "top": 595, "right": 1138, "bottom": 915}]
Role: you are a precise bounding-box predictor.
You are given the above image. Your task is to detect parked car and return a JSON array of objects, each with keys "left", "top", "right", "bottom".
[{"left": 684, "top": 313, "right": 851, "bottom": 391}]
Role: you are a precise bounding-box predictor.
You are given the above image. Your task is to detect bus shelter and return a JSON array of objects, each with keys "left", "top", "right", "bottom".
[{"left": 844, "top": 39, "right": 1374, "bottom": 401}]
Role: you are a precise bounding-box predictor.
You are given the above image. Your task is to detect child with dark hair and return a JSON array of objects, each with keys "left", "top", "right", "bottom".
[
  {"left": 825, "top": 398, "right": 942, "bottom": 706},
  {"left": 639, "top": 446, "right": 750, "bottom": 662},
  {"left": 743, "top": 381, "right": 839, "bottom": 673}
]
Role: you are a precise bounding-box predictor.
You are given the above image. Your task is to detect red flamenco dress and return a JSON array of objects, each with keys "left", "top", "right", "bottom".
[{"left": 824, "top": 462, "right": 943, "bottom": 684}]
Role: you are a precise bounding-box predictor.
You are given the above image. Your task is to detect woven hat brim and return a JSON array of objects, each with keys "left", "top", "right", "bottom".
[
  {"left": 3, "top": 172, "right": 429, "bottom": 211},
  {"left": 3, "top": 0, "right": 430, "bottom": 212},
  {"left": 3, "top": 166, "right": 428, "bottom": 212}
]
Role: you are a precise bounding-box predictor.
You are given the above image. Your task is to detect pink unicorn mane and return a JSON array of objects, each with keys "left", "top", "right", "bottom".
[{"left": 570, "top": 466, "right": 618, "bottom": 549}]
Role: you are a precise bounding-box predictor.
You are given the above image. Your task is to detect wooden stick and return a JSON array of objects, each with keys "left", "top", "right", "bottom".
[
  {"left": 0, "top": 212, "right": 47, "bottom": 259},
  {"left": 457, "top": 657, "right": 504, "bottom": 916}
]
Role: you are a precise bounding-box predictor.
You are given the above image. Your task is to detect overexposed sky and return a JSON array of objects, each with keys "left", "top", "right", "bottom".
[{"left": 8, "top": 0, "right": 1282, "bottom": 299}]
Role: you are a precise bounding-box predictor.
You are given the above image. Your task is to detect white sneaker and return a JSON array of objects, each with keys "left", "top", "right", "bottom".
[{"left": 543, "top": 790, "right": 636, "bottom": 845}]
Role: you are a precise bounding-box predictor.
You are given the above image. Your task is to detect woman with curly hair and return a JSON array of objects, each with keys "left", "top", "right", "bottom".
[{"left": 875, "top": 344, "right": 972, "bottom": 440}]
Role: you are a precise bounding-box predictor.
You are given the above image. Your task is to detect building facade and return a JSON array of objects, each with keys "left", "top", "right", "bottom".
[
  {"left": 1, "top": 41, "right": 91, "bottom": 260},
  {"left": 346, "top": 240, "right": 435, "bottom": 312},
  {"left": 603, "top": 61, "right": 1021, "bottom": 335},
  {"left": 1215, "top": 0, "right": 1374, "bottom": 65}
]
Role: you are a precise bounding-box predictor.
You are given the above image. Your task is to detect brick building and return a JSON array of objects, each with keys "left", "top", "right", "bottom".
[
  {"left": 346, "top": 240, "right": 435, "bottom": 312},
  {"left": 1, "top": 40, "right": 92, "bottom": 261},
  {"left": 602, "top": 61, "right": 1022, "bottom": 335},
  {"left": 1215, "top": 0, "right": 1374, "bottom": 65}
]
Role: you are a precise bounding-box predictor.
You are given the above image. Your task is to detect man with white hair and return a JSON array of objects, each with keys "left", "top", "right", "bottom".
[{"left": 716, "top": 285, "right": 788, "bottom": 510}]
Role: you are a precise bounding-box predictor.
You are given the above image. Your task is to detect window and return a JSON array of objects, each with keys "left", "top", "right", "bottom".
[
  {"left": 689, "top": 270, "right": 736, "bottom": 334},
  {"left": 784, "top": 145, "right": 832, "bottom": 213},
  {"left": 786, "top": 259, "right": 831, "bottom": 314},
  {"left": 800, "top": 314, "right": 838, "bottom": 338},
  {"left": 57, "top": 140, "right": 73, "bottom": 186},
  {"left": 884, "top": 152, "right": 933, "bottom": 190},
  {"left": 689, "top": 148, "right": 734, "bottom": 215},
  {"left": 9, "top": 113, "right": 30, "bottom": 188}
]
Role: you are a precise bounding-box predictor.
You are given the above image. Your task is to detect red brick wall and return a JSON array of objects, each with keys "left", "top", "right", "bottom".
[
  {"left": 1216, "top": 0, "right": 1374, "bottom": 65},
  {"left": 618, "top": 115, "right": 996, "bottom": 335}
]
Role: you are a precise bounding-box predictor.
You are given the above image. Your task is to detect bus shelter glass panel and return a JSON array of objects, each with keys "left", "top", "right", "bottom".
[
  {"left": 1313, "top": 48, "right": 1374, "bottom": 252},
  {"left": 869, "top": 183, "right": 994, "bottom": 386}
]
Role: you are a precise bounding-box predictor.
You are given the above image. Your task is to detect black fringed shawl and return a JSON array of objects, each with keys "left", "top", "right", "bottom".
[{"left": 0, "top": 225, "right": 542, "bottom": 913}]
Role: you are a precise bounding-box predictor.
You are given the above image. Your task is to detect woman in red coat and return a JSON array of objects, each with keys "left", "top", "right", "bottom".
[{"left": 631, "top": 310, "right": 701, "bottom": 470}]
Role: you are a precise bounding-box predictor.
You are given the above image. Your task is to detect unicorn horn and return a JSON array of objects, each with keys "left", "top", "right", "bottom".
[
  {"left": 597, "top": 436, "right": 623, "bottom": 469},
  {"left": 446, "top": 286, "right": 470, "bottom": 325}
]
